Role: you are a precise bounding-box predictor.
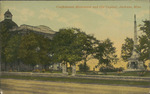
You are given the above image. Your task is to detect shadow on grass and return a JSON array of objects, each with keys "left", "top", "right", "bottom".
[{"left": 1, "top": 75, "right": 150, "bottom": 87}]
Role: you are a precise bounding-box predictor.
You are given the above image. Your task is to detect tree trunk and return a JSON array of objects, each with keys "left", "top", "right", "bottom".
[
  {"left": 10, "top": 63, "right": 13, "bottom": 71},
  {"left": 84, "top": 59, "right": 87, "bottom": 72},
  {"left": 4, "top": 62, "right": 7, "bottom": 71},
  {"left": 66, "top": 62, "right": 68, "bottom": 72},
  {"left": 83, "top": 55, "right": 88, "bottom": 72},
  {"left": 70, "top": 64, "right": 72, "bottom": 69},
  {"left": 44, "top": 65, "right": 47, "bottom": 69},
  {"left": 17, "top": 61, "right": 20, "bottom": 72}
]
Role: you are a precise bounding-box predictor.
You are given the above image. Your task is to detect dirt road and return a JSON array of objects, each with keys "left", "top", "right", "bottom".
[{"left": 1, "top": 79, "right": 150, "bottom": 94}]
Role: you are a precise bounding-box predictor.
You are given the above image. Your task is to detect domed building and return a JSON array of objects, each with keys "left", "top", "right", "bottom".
[
  {"left": 0, "top": 10, "right": 59, "bottom": 71},
  {"left": 0, "top": 9, "right": 18, "bottom": 30},
  {"left": 0, "top": 10, "right": 56, "bottom": 38}
]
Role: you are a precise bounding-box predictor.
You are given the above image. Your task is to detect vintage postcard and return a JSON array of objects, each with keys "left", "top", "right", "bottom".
[{"left": 0, "top": 0, "right": 150, "bottom": 94}]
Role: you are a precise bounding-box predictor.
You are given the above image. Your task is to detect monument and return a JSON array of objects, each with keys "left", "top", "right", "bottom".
[
  {"left": 62, "top": 64, "right": 68, "bottom": 75},
  {"left": 126, "top": 15, "right": 145, "bottom": 71},
  {"left": 72, "top": 64, "right": 76, "bottom": 76}
]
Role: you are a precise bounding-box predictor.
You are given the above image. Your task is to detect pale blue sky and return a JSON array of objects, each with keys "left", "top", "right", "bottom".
[{"left": 0, "top": 1, "right": 149, "bottom": 57}]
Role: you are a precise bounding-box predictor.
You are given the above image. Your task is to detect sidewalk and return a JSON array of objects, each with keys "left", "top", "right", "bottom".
[
  {"left": 1, "top": 72, "right": 150, "bottom": 82},
  {"left": 75, "top": 74, "right": 150, "bottom": 81}
]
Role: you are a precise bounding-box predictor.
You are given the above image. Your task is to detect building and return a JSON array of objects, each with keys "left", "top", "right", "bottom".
[
  {"left": 0, "top": 10, "right": 61, "bottom": 71},
  {"left": 0, "top": 9, "right": 18, "bottom": 29}
]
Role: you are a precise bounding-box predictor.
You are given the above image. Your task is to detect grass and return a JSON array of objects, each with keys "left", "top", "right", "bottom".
[
  {"left": 120, "top": 71, "right": 150, "bottom": 77},
  {"left": 1, "top": 75, "right": 150, "bottom": 87},
  {"left": 5, "top": 70, "right": 150, "bottom": 77},
  {"left": 80, "top": 71, "right": 150, "bottom": 77},
  {"left": 77, "top": 71, "right": 150, "bottom": 77}
]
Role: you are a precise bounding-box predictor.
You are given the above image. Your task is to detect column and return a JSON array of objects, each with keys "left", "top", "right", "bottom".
[
  {"left": 72, "top": 64, "right": 76, "bottom": 76},
  {"left": 62, "top": 64, "right": 67, "bottom": 74}
]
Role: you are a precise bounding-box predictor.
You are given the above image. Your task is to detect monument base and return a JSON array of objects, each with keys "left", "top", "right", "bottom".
[
  {"left": 124, "top": 69, "right": 145, "bottom": 72},
  {"left": 127, "top": 59, "right": 145, "bottom": 72}
]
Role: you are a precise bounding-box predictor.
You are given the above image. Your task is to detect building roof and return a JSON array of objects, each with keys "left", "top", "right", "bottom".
[
  {"left": 10, "top": 24, "right": 56, "bottom": 39},
  {"left": 4, "top": 9, "right": 13, "bottom": 16}
]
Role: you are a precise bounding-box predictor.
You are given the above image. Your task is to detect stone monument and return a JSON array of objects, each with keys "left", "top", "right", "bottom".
[
  {"left": 72, "top": 65, "right": 76, "bottom": 76},
  {"left": 62, "top": 64, "right": 68, "bottom": 75},
  {"left": 126, "top": 15, "right": 145, "bottom": 71}
]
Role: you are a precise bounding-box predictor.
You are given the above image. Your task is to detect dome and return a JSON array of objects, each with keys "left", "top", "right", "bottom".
[
  {"left": 4, "top": 9, "right": 13, "bottom": 20},
  {"left": 0, "top": 9, "right": 18, "bottom": 29},
  {"left": 0, "top": 19, "right": 18, "bottom": 30},
  {"left": 4, "top": 9, "right": 13, "bottom": 16}
]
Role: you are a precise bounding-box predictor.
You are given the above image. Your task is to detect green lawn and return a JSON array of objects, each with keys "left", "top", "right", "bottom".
[
  {"left": 4, "top": 70, "right": 150, "bottom": 77},
  {"left": 1, "top": 75, "right": 150, "bottom": 87},
  {"left": 119, "top": 71, "right": 150, "bottom": 77},
  {"left": 76, "top": 71, "right": 150, "bottom": 77}
]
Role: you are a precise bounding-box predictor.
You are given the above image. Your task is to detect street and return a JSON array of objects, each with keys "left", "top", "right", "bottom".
[{"left": 1, "top": 79, "right": 150, "bottom": 94}]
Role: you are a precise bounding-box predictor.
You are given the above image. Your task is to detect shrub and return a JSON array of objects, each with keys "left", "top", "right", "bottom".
[
  {"left": 137, "top": 71, "right": 145, "bottom": 76},
  {"left": 42, "top": 69, "right": 45, "bottom": 73},
  {"left": 78, "top": 64, "right": 90, "bottom": 72},
  {"left": 9, "top": 69, "right": 12, "bottom": 72},
  {"left": 117, "top": 67, "right": 124, "bottom": 72},
  {"left": 99, "top": 66, "right": 124, "bottom": 72},
  {"left": 33, "top": 69, "right": 40, "bottom": 72}
]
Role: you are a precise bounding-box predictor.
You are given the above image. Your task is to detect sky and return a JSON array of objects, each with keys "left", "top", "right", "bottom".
[{"left": 0, "top": 0, "right": 149, "bottom": 59}]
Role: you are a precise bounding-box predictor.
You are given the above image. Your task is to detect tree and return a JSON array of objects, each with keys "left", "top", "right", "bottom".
[
  {"left": 37, "top": 35, "right": 52, "bottom": 69},
  {"left": 95, "top": 38, "right": 118, "bottom": 67},
  {"left": 18, "top": 32, "right": 41, "bottom": 69},
  {"left": 80, "top": 33, "right": 99, "bottom": 72},
  {"left": 138, "top": 20, "right": 150, "bottom": 61},
  {"left": 121, "top": 37, "right": 134, "bottom": 61},
  {"left": 51, "top": 28, "right": 84, "bottom": 71},
  {"left": 78, "top": 63, "right": 90, "bottom": 72},
  {"left": 121, "top": 20, "right": 150, "bottom": 63},
  {"left": 4, "top": 34, "right": 21, "bottom": 71},
  {"left": 0, "top": 24, "right": 11, "bottom": 71}
]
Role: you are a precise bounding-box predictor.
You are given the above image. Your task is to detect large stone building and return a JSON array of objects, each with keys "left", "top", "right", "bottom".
[
  {"left": 0, "top": 10, "right": 61, "bottom": 71},
  {"left": 0, "top": 9, "right": 56, "bottom": 38},
  {"left": 10, "top": 24, "right": 56, "bottom": 39}
]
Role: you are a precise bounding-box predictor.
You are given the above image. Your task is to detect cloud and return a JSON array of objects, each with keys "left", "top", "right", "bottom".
[
  {"left": 57, "top": 16, "right": 84, "bottom": 29},
  {"left": 39, "top": 9, "right": 59, "bottom": 20},
  {"left": 57, "top": 11, "right": 82, "bottom": 28},
  {"left": 86, "top": 8, "right": 134, "bottom": 56},
  {"left": 3, "top": 6, "right": 17, "bottom": 11},
  {"left": 39, "top": 8, "right": 80, "bottom": 24},
  {"left": 19, "top": 8, "right": 34, "bottom": 22},
  {"left": 86, "top": 8, "right": 123, "bottom": 30},
  {"left": 72, "top": 21, "right": 85, "bottom": 29},
  {"left": 86, "top": 8, "right": 122, "bottom": 21},
  {"left": 1, "top": 7, "right": 35, "bottom": 23},
  {"left": 57, "top": 17, "right": 68, "bottom": 24},
  {"left": 137, "top": 10, "right": 149, "bottom": 19}
]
